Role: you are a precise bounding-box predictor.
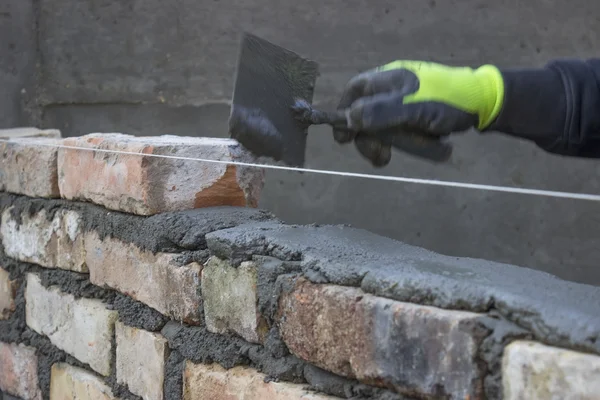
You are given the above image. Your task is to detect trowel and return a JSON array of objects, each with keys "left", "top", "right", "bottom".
[{"left": 228, "top": 32, "right": 452, "bottom": 167}]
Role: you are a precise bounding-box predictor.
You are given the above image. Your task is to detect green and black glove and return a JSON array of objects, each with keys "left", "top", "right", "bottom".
[{"left": 333, "top": 60, "right": 505, "bottom": 166}]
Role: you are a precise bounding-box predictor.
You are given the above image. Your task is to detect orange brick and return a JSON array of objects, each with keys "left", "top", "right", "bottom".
[{"left": 57, "top": 133, "right": 264, "bottom": 215}]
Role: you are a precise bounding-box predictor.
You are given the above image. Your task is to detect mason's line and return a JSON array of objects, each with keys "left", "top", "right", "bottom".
[{"left": 2, "top": 138, "right": 600, "bottom": 202}]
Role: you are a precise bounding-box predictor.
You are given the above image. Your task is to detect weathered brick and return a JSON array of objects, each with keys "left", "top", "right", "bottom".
[
  {"left": 202, "top": 256, "right": 267, "bottom": 343},
  {"left": 278, "top": 278, "right": 487, "bottom": 399},
  {"left": 116, "top": 322, "right": 168, "bottom": 400},
  {"left": 1, "top": 207, "right": 86, "bottom": 272},
  {"left": 183, "top": 362, "right": 336, "bottom": 400},
  {"left": 50, "top": 363, "right": 117, "bottom": 400},
  {"left": 0, "top": 342, "right": 42, "bottom": 400},
  {"left": 57, "top": 133, "right": 265, "bottom": 215},
  {"left": 0, "top": 267, "right": 17, "bottom": 319},
  {"left": 503, "top": 340, "right": 600, "bottom": 400},
  {"left": 0, "top": 127, "right": 61, "bottom": 139},
  {"left": 85, "top": 232, "right": 202, "bottom": 324},
  {"left": 0, "top": 137, "right": 61, "bottom": 198},
  {"left": 25, "top": 273, "right": 118, "bottom": 376}
]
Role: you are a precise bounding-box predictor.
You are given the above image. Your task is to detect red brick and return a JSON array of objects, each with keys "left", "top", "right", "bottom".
[
  {"left": 277, "top": 278, "right": 487, "bottom": 399},
  {"left": 85, "top": 232, "right": 202, "bottom": 324},
  {"left": 0, "top": 342, "right": 42, "bottom": 400},
  {"left": 183, "top": 362, "right": 337, "bottom": 400},
  {"left": 57, "top": 133, "right": 265, "bottom": 215}
]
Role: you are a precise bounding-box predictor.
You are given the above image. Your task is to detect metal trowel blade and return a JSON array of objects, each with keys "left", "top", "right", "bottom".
[{"left": 228, "top": 32, "right": 319, "bottom": 167}]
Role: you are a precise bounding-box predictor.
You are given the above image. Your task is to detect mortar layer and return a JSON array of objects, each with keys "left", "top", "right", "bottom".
[
  {"left": 0, "top": 193, "right": 276, "bottom": 254},
  {"left": 206, "top": 222, "right": 600, "bottom": 356}
]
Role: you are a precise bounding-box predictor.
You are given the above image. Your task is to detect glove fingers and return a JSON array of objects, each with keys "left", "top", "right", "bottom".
[
  {"left": 333, "top": 71, "right": 372, "bottom": 143},
  {"left": 349, "top": 95, "right": 477, "bottom": 135},
  {"left": 333, "top": 69, "right": 418, "bottom": 143},
  {"left": 354, "top": 134, "right": 392, "bottom": 167}
]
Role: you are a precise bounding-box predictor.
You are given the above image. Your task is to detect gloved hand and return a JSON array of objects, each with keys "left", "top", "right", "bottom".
[{"left": 333, "top": 60, "right": 505, "bottom": 166}]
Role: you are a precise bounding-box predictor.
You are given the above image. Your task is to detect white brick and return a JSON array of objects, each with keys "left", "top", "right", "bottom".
[
  {"left": 503, "top": 340, "right": 600, "bottom": 400},
  {"left": 50, "top": 363, "right": 117, "bottom": 400},
  {"left": 183, "top": 362, "right": 336, "bottom": 400},
  {"left": 0, "top": 127, "right": 61, "bottom": 139},
  {"left": 202, "top": 256, "right": 266, "bottom": 343},
  {"left": 0, "top": 267, "right": 17, "bottom": 319},
  {"left": 25, "top": 274, "right": 118, "bottom": 376},
  {"left": 0, "top": 137, "right": 61, "bottom": 198},
  {"left": 1, "top": 207, "right": 86, "bottom": 272},
  {"left": 116, "top": 322, "right": 168, "bottom": 400}
]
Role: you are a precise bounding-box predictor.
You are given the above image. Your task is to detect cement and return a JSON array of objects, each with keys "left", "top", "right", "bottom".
[
  {"left": 205, "top": 222, "right": 600, "bottom": 357},
  {"left": 0, "top": 193, "right": 276, "bottom": 255},
  {"left": 164, "top": 351, "right": 184, "bottom": 400},
  {"left": 303, "top": 365, "right": 410, "bottom": 400},
  {"left": 160, "top": 321, "right": 305, "bottom": 381}
]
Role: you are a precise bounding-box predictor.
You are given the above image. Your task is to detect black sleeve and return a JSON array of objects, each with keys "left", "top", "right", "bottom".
[{"left": 485, "top": 58, "right": 600, "bottom": 158}]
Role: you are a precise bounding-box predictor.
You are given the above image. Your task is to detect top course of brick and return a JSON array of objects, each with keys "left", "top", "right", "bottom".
[{"left": 0, "top": 129, "right": 265, "bottom": 216}]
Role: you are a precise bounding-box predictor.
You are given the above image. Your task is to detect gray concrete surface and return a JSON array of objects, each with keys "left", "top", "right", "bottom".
[
  {"left": 0, "top": 0, "right": 37, "bottom": 128},
  {"left": 3, "top": 0, "right": 600, "bottom": 285}
]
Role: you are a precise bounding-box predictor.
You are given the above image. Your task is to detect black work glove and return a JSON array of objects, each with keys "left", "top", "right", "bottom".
[{"left": 333, "top": 60, "right": 505, "bottom": 166}]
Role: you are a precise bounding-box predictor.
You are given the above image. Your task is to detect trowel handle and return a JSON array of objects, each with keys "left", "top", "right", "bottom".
[{"left": 292, "top": 102, "right": 452, "bottom": 162}]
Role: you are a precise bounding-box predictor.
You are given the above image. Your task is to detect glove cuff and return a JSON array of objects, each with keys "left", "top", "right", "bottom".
[{"left": 473, "top": 65, "right": 505, "bottom": 130}]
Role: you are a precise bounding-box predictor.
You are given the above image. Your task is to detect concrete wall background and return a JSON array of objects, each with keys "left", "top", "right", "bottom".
[{"left": 2, "top": 0, "right": 600, "bottom": 285}]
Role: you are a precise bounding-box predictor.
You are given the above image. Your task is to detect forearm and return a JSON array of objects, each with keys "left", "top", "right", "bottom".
[{"left": 485, "top": 58, "right": 600, "bottom": 157}]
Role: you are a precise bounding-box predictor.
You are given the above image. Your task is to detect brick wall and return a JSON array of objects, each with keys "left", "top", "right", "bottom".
[{"left": 1, "top": 128, "right": 600, "bottom": 400}]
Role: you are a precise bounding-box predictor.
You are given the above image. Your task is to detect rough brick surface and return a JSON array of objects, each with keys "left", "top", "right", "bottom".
[
  {"left": 202, "top": 257, "right": 267, "bottom": 343},
  {"left": 25, "top": 274, "right": 118, "bottom": 376},
  {"left": 1, "top": 207, "right": 86, "bottom": 272},
  {"left": 183, "top": 362, "right": 336, "bottom": 400},
  {"left": 0, "top": 127, "right": 61, "bottom": 139},
  {"left": 278, "top": 278, "right": 486, "bottom": 398},
  {"left": 0, "top": 342, "right": 42, "bottom": 400},
  {"left": 503, "top": 340, "right": 600, "bottom": 400},
  {"left": 57, "top": 133, "right": 265, "bottom": 215},
  {"left": 0, "top": 267, "right": 17, "bottom": 319},
  {"left": 50, "top": 363, "right": 117, "bottom": 400},
  {"left": 85, "top": 232, "right": 202, "bottom": 324},
  {"left": 0, "top": 137, "right": 61, "bottom": 198},
  {"left": 116, "top": 322, "right": 169, "bottom": 400}
]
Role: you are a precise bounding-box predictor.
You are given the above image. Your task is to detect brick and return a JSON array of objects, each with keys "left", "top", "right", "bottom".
[
  {"left": 0, "top": 207, "right": 86, "bottom": 272},
  {"left": 57, "top": 133, "right": 265, "bottom": 215},
  {"left": 50, "top": 363, "right": 117, "bottom": 400},
  {"left": 25, "top": 273, "right": 118, "bottom": 376},
  {"left": 0, "top": 342, "right": 42, "bottom": 400},
  {"left": 0, "top": 267, "right": 17, "bottom": 319},
  {"left": 0, "top": 137, "right": 61, "bottom": 198},
  {"left": 277, "top": 278, "right": 486, "bottom": 398},
  {"left": 201, "top": 256, "right": 267, "bottom": 343},
  {"left": 85, "top": 232, "right": 202, "bottom": 324},
  {"left": 0, "top": 127, "right": 62, "bottom": 139},
  {"left": 183, "top": 362, "right": 336, "bottom": 400},
  {"left": 503, "top": 340, "right": 600, "bottom": 400},
  {"left": 116, "top": 322, "right": 168, "bottom": 400}
]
